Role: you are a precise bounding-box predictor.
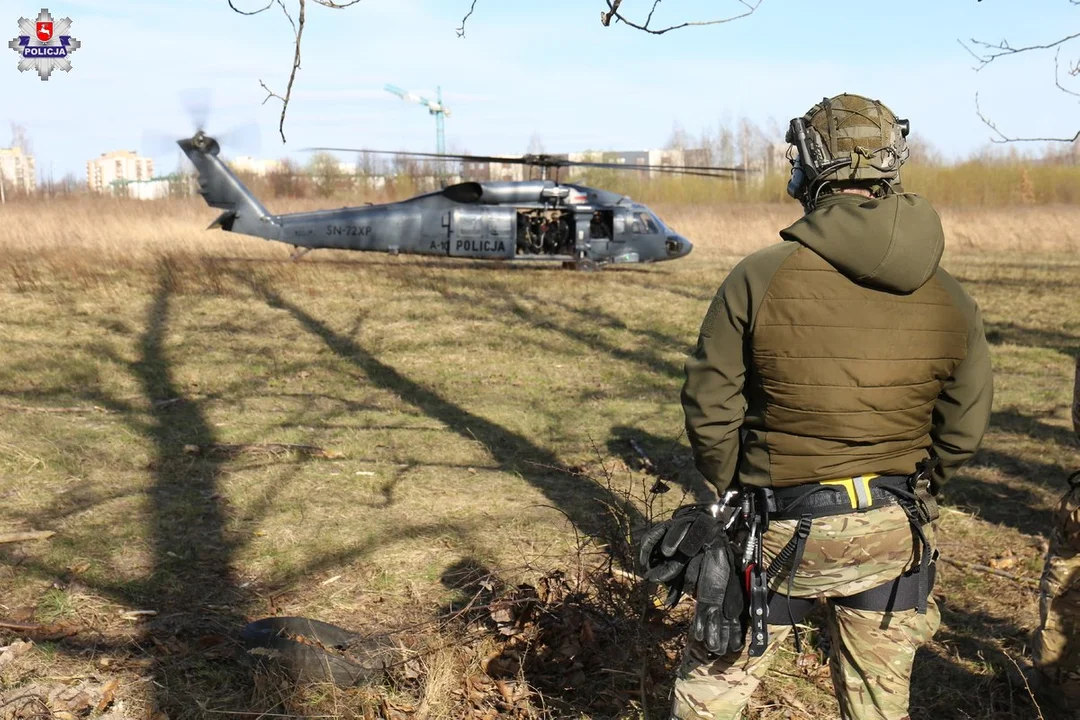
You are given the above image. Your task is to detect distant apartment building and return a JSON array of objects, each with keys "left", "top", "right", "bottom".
[
  {"left": 0, "top": 147, "right": 37, "bottom": 193},
  {"left": 112, "top": 177, "right": 173, "bottom": 200},
  {"left": 86, "top": 150, "right": 153, "bottom": 193}
]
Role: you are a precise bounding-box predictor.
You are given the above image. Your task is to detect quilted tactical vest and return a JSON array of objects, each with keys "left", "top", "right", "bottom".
[{"left": 746, "top": 245, "right": 969, "bottom": 486}]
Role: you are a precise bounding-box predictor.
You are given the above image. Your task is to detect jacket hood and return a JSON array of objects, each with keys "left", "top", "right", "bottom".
[{"left": 778, "top": 193, "right": 945, "bottom": 293}]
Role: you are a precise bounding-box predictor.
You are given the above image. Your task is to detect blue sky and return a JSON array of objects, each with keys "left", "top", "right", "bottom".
[{"left": 2, "top": 0, "right": 1077, "bottom": 180}]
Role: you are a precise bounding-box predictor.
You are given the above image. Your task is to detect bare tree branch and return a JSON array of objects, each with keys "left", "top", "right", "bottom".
[
  {"left": 975, "top": 92, "right": 1080, "bottom": 144},
  {"left": 1056, "top": 47, "right": 1080, "bottom": 98},
  {"left": 228, "top": 0, "right": 274, "bottom": 14},
  {"left": 258, "top": 0, "right": 301, "bottom": 143},
  {"left": 600, "top": 0, "right": 762, "bottom": 35},
  {"left": 236, "top": 0, "right": 759, "bottom": 141},
  {"left": 451, "top": 0, "right": 764, "bottom": 34},
  {"left": 600, "top": 0, "right": 624, "bottom": 26},
  {"left": 229, "top": 0, "right": 362, "bottom": 144},
  {"left": 959, "top": 31, "right": 1080, "bottom": 71},
  {"left": 962, "top": 2, "right": 1080, "bottom": 144},
  {"left": 457, "top": 0, "right": 478, "bottom": 37}
]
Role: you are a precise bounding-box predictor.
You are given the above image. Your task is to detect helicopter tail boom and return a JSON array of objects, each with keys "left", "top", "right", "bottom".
[{"left": 178, "top": 132, "right": 280, "bottom": 241}]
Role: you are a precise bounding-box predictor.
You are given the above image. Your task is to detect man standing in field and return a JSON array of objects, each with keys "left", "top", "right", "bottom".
[
  {"left": 658, "top": 94, "right": 994, "bottom": 719},
  {"left": 1031, "top": 356, "right": 1080, "bottom": 719}
]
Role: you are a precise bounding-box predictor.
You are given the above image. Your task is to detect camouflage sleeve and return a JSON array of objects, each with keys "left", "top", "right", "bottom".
[
  {"left": 930, "top": 275, "right": 994, "bottom": 491},
  {"left": 681, "top": 243, "right": 796, "bottom": 493}
]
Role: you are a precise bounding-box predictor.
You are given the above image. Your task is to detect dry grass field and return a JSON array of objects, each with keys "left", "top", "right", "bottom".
[{"left": 0, "top": 195, "right": 1077, "bottom": 719}]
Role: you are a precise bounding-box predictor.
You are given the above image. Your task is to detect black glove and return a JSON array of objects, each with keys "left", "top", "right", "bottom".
[
  {"left": 689, "top": 534, "right": 746, "bottom": 656},
  {"left": 638, "top": 505, "right": 718, "bottom": 605}
]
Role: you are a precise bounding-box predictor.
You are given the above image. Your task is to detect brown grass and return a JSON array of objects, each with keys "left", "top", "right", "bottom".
[
  {"left": 0, "top": 196, "right": 1076, "bottom": 719},
  {"left": 3, "top": 196, "right": 1079, "bottom": 271}
]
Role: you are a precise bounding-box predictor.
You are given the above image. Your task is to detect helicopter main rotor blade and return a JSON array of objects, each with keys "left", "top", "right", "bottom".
[
  {"left": 305, "top": 146, "right": 747, "bottom": 176},
  {"left": 561, "top": 166, "right": 740, "bottom": 179},
  {"left": 559, "top": 159, "right": 745, "bottom": 173},
  {"left": 304, "top": 147, "right": 517, "bottom": 165},
  {"left": 611, "top": 167, "right": 742, "bottom": 178}
]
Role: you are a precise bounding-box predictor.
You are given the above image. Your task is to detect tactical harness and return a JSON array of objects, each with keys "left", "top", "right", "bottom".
[
  {"left": 752, "top": 458, "right": 940, "bottom": 655},
  {"left": 640, "top": 457, "right": 940, "bottom": 658}
]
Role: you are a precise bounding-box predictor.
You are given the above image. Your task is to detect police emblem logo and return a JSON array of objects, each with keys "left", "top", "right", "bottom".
[{"left": 8, "top": 8, "right": 80, "bottom": 81}]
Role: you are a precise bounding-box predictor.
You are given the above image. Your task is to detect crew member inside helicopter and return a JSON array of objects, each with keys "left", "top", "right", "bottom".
[{"left": 590, "top": 211, "right": 613, "bottom": 240}]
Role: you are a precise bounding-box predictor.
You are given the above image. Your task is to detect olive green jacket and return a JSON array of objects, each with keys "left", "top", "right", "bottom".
[{"left": 682, "top": 193, "right": 993, "bottom": 493}]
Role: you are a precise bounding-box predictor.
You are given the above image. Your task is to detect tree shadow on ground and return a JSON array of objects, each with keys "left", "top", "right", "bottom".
[
  {"left": 235, "top": 272, "right": 646, "bottom": 540},
  {"left": 993, "top": 408, "right": 1079, "bottom": 449},
  {"left": 908, "top": 602, "right": 1044, "bottom": 720},
  {"left": 5, "top": 268, "right": 257, "bottom": 717},
  {"left": 985, "top": 321, "right": 1079, "bottom": 360},
  {"left": 1, "top": 265, "right": 463, "bottom": 718},
  {"left": 943, "top": 457, "right": 1060, "bottom": 538},
  {"left": 425, "top": 277, "right": 687, "bottom": 385},
  {"left": 939, "top": 407, "right": 1077, "bottom": 537}
]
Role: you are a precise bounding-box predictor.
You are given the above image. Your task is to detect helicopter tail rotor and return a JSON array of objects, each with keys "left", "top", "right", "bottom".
[{"left": 142, "top": 88, "right": 262, "bottom": 160}]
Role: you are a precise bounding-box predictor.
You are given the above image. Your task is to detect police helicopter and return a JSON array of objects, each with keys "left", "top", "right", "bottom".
[{"left": 178, "top": 130, "right": 744, "bottom": 270}]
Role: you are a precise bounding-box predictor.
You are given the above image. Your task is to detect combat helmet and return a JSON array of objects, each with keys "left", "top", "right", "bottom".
[{"left": 785, "top": 93, "right": 910, "bottom": 211}]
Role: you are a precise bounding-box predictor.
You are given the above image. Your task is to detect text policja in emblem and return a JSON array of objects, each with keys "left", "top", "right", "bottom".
[{"left": 8, "top": 8, "right": 80, "bottom": 80}]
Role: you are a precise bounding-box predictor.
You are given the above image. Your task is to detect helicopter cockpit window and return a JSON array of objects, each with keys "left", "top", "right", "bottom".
[{"left": 632, "top": 211, "right": 661, "bottom": 234}]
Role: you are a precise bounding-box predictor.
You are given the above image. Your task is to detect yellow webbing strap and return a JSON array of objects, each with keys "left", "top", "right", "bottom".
[{"left": 819, "top": 474, "right": 879, "bottom": 510}]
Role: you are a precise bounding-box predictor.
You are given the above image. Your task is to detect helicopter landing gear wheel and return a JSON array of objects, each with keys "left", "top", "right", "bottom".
[{"left": 574, "top": 258, "right": 599, "bottom": 272}]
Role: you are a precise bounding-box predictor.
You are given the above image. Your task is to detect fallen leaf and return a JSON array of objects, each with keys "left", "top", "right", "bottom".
[
  {"left": 402, "top": 659, "right": 423, "bottom": 680},
  {"left": 49, "top": 685, "right": 92, "bottom": 713},
  {"left": 0, "top": 639, "right": 33, "bottom": 669},
  {"left": 988, "top": 555, "right": 1018, "bottom": 570},
  {"left": 579, "top": 619, "right": 596, "bottom": 646},
  {"left": 490, "top": 606, "right": 515, "bottom": 625},
  {"left": 95, "top": 678, "right": 119, "bottom": 713},
  {"left": 495, "top": 679, "right": 514, "bottom": 704},
  {"left": 195, "top": 634, "right": 225, "bottom": 649},
  {"left": 66, "top": 561, "right": 91, "bottom": 575}
]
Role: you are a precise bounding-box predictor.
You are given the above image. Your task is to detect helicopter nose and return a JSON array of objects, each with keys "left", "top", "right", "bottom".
[{"left": 667, "top": 234, "right": 692, "bottom": 258}]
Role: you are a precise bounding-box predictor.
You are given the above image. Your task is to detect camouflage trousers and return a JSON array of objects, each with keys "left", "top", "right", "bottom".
[
  {"left": 1032, "top": 472, "right": 1080, "bottom": 719},
  {"left": 672, "top": 504, "right": 940, "bottom": 720}
]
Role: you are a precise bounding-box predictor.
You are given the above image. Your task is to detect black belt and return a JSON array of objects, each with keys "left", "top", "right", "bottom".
[{"left": 769, "top": 474, "right": 911, "bottom": 521}]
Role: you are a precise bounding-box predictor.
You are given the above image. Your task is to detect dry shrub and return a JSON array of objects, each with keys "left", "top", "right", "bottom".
[{"left": 245, "top": 452, "right": 686, "bottom": 720}]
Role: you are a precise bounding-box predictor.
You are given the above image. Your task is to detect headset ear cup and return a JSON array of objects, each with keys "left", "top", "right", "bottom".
[{"left": 786, "top": 165, "right": 806, "bottom": 201}]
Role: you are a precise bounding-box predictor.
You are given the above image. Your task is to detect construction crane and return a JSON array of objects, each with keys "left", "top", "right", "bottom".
[{"left": 384, "top": 84, "right": 451, "bottom": 155}]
